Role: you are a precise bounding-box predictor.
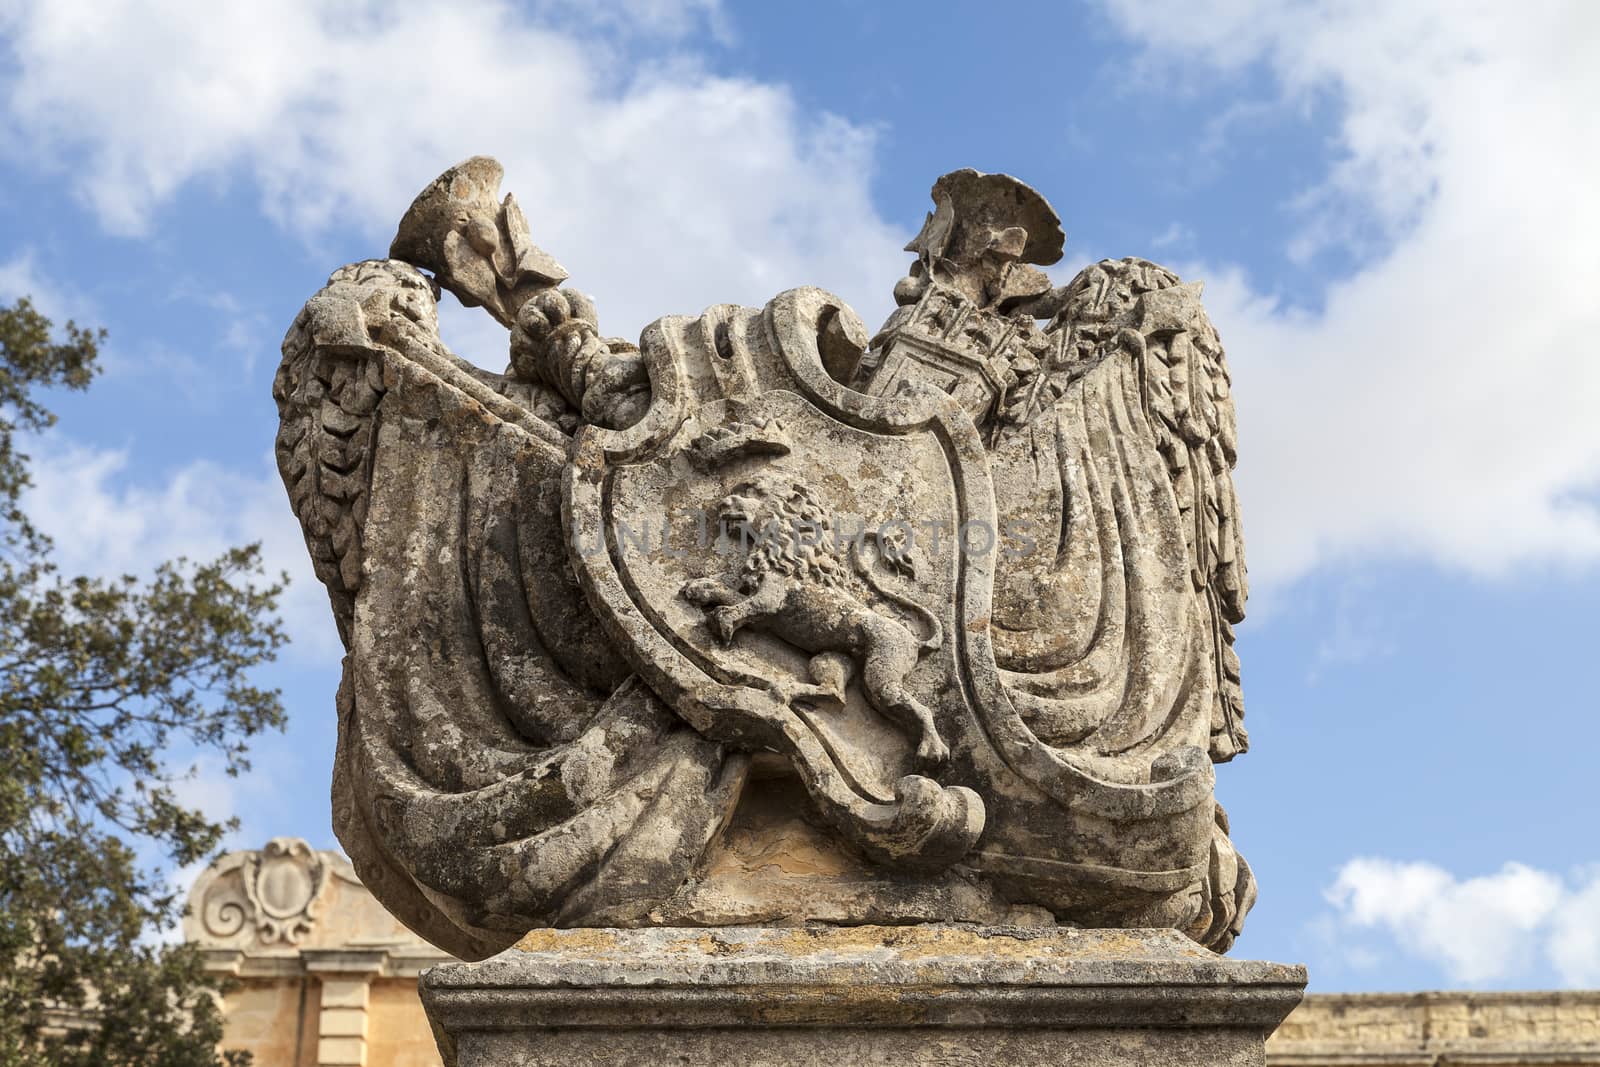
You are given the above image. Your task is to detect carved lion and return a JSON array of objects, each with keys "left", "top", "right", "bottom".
[{"left": 681, "top": 479, "right": 949, "bottom": 766}]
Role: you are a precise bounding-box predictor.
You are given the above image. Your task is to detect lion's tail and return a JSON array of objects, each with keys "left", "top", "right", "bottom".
[{"left": 849, "top": 539, "right": 944, "bottom": 654}]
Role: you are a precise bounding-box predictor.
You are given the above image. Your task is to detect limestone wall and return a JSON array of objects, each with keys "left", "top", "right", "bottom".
[
  {"left": 1268, "top": 991, "right": 1600, "bottom": 1066},
  {"left": 210, "top": 978, "right": 318, "bottom": 1066},
  {"left": 201, "top": 973, "right": 440, "bottom": 1067},
  {"left": 365, "top": 980, "right": 447, "bottom": 1067}
]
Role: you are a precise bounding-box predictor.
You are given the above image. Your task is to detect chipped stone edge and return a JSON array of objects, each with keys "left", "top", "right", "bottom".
[{"left": 421, "top": 926, "right": 1307, "bottom": 1035}]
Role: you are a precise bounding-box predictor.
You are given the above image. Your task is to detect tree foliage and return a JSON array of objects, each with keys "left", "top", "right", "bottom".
[{"left": 0, "top": 296, "right": 287, "bottom": 1066}]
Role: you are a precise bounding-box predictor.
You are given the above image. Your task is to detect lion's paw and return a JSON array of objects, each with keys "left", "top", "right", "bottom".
[
  {"left": 680, "top": 578, "right": 726, "bottom": 606},
  {"left": 709, "top": 606, "right": 739, "bottom": 644},
  {"left": 915, "top": 733, "right": 950, "bottom": 768}
]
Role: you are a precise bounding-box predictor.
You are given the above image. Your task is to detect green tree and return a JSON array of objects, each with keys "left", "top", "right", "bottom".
[{"left": 0, "top": 296, "right": 287, "bottom": 1066}]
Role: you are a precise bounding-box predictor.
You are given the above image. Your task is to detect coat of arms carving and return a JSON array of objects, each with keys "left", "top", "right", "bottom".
[{"left": 275, "top": 158, "right": 1254, "bottom": 960}]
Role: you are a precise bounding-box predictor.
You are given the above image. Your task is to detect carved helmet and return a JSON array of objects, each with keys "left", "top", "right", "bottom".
[
  {"left": 906, "top": 169, "right": 1066, "bottom": 270},
  {"left": 389, "top": 156, "right": 567, "bottom": 326}
]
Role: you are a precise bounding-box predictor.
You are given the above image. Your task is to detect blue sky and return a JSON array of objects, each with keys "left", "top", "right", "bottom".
[{"left": 0, "top": 0, "right": 1595, "bottom": 990}]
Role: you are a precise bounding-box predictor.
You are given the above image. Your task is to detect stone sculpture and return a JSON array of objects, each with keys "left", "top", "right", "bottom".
[{"left": 275, "top": 157, "right": 1256, "bottom": 963}]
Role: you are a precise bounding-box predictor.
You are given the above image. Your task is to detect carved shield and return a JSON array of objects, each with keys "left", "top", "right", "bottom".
[
  {"left": 565, "top": 288, "right": 1216, "bottom": 904},
  {"left": 564, "top": 288, "right": 1004, "bottom": 869}
]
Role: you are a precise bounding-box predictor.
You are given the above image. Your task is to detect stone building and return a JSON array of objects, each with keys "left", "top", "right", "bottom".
[
  {"left": 187, "top": 842, "right": 1600, "bottom": 1066},
  {"left": 184, "top": 839, "right": 444, "bottom": 1067}
]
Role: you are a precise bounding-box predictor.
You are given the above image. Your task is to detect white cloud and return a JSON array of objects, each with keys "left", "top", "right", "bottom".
[
  {"left": 0, "top": 0, "right": 908, "bottom": 662},
  {"left": 1103, "top": 1, "right": 1600, "bottom": 590},
  {"left": 162, "top": 279, "right": 271, "bottom": 375},
  {"left": 1, "top": 254, "right": 330, "bottom": 655},
  {"left": 1150, "top": 221, "right": 1194, "bottom": 250},
  {"left": 0, "top": 0, "right": 905, "bottom": 341},
  {"left": 1307, "top": 574, "right": 1394, "bottom": 681},
  {"left": 1325, "top": 857, "right": 1600, "bottom": 986},
  {"left": 1547, "top": 870, "right": 1600, "bottom": 987},
  {"left": 533, "top": 0, "right": 732, "bottom": 43},
  {"left": 21, "top": 436, "right": 341, "bottom": 663},
  {"left": 6, "top": 0, "right": 1599, "bottom": 600},
  {"left": 0, "top": 249, "right": 94, "bottom": 325}
]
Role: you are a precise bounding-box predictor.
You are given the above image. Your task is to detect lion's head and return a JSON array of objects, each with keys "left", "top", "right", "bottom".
[{"left": 718, "top": 479, "right": 852, "bottom": 594}]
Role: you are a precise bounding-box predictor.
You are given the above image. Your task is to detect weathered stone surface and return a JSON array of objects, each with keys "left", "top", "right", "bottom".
[
  {"left": 421, "top": 926, "right": 1306, "bottom": 1067},
  {"left": 275, "top": 158, "right": 1259, "bottom": 961}
]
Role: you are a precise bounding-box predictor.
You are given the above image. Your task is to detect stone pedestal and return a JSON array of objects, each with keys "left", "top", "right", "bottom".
[{"left": 420, "top": 926, "right": 1307, "bottom": 1067}]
